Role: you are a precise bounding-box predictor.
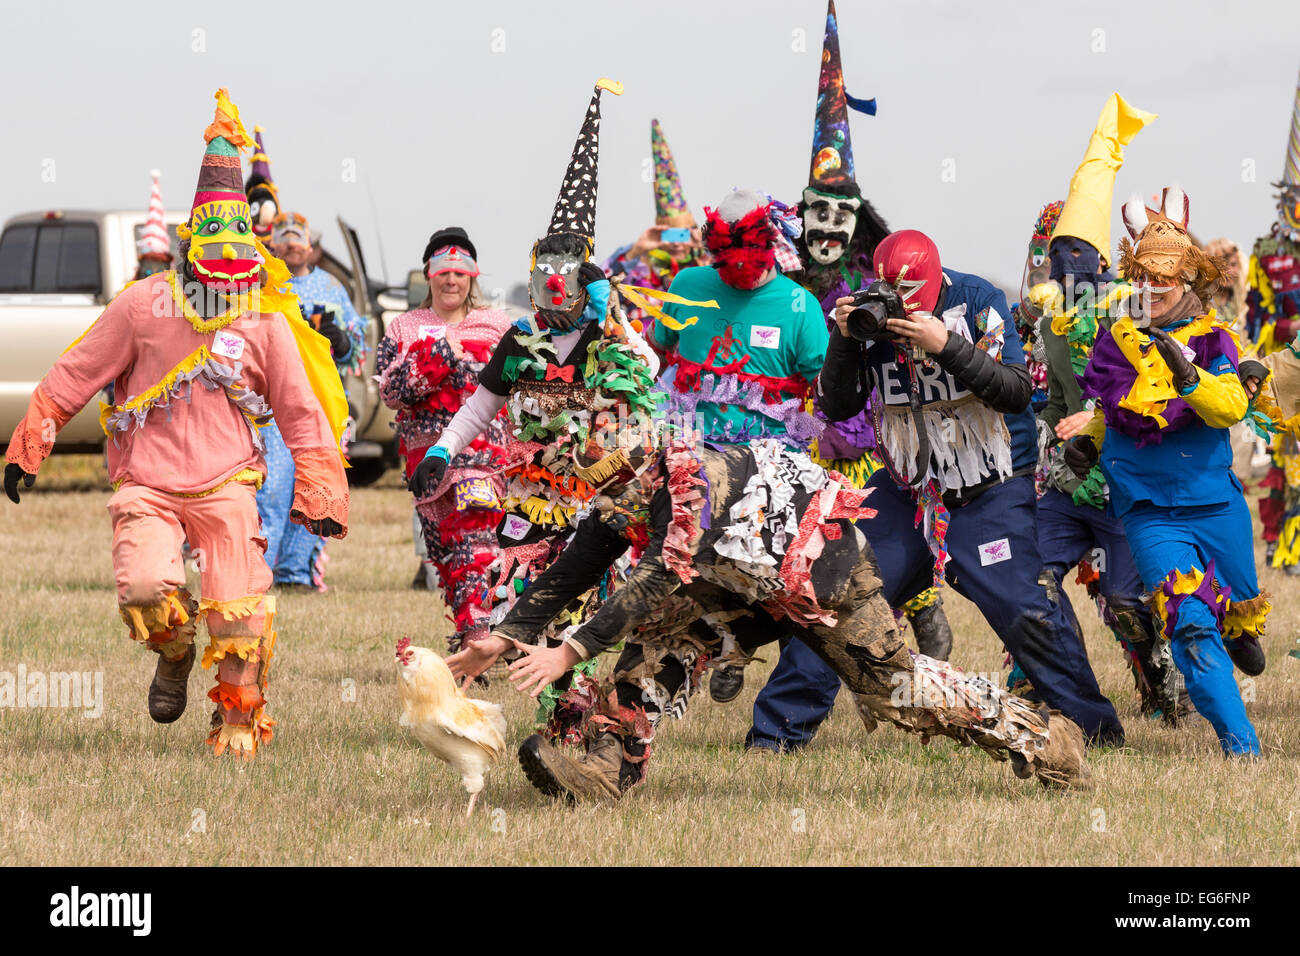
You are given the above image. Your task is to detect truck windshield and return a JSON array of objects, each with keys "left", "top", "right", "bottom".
[{"left": 0, "top": 222, "right": 100, "bottom": 294}]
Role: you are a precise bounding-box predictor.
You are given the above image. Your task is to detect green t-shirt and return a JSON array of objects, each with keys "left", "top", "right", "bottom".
[{"left": 653, "top": 266, "right": 829, "bottom": 444}]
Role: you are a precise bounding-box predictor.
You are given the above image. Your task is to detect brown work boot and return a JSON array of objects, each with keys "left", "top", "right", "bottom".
[
  {"left": 518, "top": 731, "right": 623, "bottom": 802},
  {"left": 1026, "top": 712, "right": 1092, "bottom": 791},
  {"left": 148, "top": 643, "right": 195, "bottom": 724}
]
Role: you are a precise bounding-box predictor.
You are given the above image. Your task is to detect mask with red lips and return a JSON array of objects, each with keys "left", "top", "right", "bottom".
[
  {"left": 872, "top": 229, "right": 943, "bottom": 314},
  {"left": 703, "top": 204, "right": 776, "bottom": 290}
]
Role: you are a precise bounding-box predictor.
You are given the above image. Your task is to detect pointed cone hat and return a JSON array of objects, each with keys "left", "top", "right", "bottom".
[
  {"left": 246, "top": 125, "right": 277, "bottom": 198},
  {"left": 651, "top": 118, "right": 691, "bottom": 224},
  {"left": 190, "top": 88, "right": 255, "bottom": 220},
  {"left": 1278, "top": 65, "right": 1300, "bottom": 187},
  {"left": 1051, "top": 92, "right": 1156, "bottom": 267},
  {"left": 547, "top": 78, "right": 623, "bottom": 246},
  {"left": 137, "top": 169, "right": 171, "bottom": 260},
  {"left": 808, "top": 0, "right": 876, "bottom": 191}
]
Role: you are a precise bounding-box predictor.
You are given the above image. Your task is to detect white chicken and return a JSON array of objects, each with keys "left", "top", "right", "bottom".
[{"left": 395, "top": 637, "right": 507, "bottom": 816}]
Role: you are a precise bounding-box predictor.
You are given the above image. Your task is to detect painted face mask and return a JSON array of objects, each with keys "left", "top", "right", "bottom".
[
  {"left": 272, "top": 212, "right": 310, "bottom": 249},
  {"left": 427, "top": 244, "right": 480, "bottom": 278},
  {"left": 703, "top": 204, "right": 775, "bottom": 290},
  {"left": 187, "top": 199, "right": 260, "bottom": 291},
  {"left": 801, "top": 187, "right": 861, "bottom": 266},
  {"left": 529, "top": 246, "right": 585, "bottom": 319},
  {"left": 1019, "top": 200, "right": 1065, "bottom": 317},
  {"left": 248, "top": 190, "right": 278, "bottom": 239}
]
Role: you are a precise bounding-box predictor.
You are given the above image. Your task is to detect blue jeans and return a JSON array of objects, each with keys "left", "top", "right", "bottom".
[
  {"left": 254, "top": 422, "right": 324, "bottom": 587},
  {"left": 749, "top": 473, "right": 1123, "bottom": 748},
  {"left": 747, "top": 637, "right": 842, "bottom": 751}
]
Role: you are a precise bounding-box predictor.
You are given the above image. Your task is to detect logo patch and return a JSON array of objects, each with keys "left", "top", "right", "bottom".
[
  {"left": 418, "top": 325, "right": 439, "bottom": 339},
  {"left": 501, "top": 515, "right": 533, "bottom": 540},
  {"left": 978, "top": 538, "right": 1012, "bottom": 566},
  {"left": 749, "top": 325, "right": 781, "bottom": 349},
  {"left": 212, "top": 332, "right": 246, "bottom": 360}
]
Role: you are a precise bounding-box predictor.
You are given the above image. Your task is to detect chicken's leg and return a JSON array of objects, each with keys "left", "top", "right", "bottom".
[{"left": 466, "top": 790, "right": 480, "bottom": 817}]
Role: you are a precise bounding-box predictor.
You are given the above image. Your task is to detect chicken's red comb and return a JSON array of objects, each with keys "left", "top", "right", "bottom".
[{"left": 395, "top": 637, "right": 414, "bottom": 666}]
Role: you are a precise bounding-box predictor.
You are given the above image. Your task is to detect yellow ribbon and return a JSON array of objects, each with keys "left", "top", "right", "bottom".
[{"left": 616, "top": 284, "right": 718, "bottom": 332}]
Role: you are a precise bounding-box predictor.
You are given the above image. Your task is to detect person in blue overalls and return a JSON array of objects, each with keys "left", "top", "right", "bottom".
[{"left": 1063, "top": 188, "right": 1265, "bottom": 757}]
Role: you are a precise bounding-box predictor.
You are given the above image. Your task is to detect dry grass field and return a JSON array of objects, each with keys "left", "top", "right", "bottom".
[{"left": 3, "top": 455, "right": 1300, "bottom": 866}]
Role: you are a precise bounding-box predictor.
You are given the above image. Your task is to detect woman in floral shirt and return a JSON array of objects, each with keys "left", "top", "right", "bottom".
[{"left": 376, "top": 227, "right": 513, "bottom": 651}]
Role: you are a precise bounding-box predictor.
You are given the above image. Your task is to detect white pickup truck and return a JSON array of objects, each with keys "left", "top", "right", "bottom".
[{"left": 0, "top": 209, "right": 404, "bottom": 484}]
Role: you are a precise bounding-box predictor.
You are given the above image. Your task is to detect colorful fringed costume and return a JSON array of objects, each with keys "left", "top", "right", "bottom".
[
  {"left": 417, "top": 79, "right": 680, "bottom": 657},
  {"left": 377, "top": 306, "right": 514, "bottom": 648},
  {"left": 1076, "top": 188, "right": 1263, "bottom": 756},
  {"left": 504, "top": 440, "right": 1091, "bottom": 794},
  {"left": 3, "top": 90, "right": 349, "bottom": 760},
  {"left": 747, "top": 6, "right": 955, "bottom": 746},
  {"left": 1013, "top": 95, "right": 1184, "bottom": 722},
  {"left": 1245, "top": 67, "right": 1300, "bottom": 571}
]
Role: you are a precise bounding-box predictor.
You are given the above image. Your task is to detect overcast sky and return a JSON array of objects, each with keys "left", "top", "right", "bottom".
[{"left": 3, "top": 0, "right": 1298, "bottom": 299}]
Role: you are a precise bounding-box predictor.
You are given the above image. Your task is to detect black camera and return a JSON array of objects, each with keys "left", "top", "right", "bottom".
[{"left": 846, "top": 279, "right": 907, "bottom": 342}]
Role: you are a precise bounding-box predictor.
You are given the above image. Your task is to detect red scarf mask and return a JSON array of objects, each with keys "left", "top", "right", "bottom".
[{"left": 703, "top": 204, "right": 775, "bottom": 290}]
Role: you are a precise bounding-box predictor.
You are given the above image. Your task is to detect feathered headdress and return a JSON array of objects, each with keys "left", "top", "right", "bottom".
[{"left": 1119, "top": 186, "right": 1228, "bottom": 302}]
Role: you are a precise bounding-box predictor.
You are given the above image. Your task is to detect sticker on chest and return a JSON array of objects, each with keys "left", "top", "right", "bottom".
[
  {"left": 977, "top": 538, "right": 1012, "bottom": 566},
  {"left": 212, "top": 332, "right": 246, "bottom": 360},
  {"left": 418, "top": 325, "right": 440, "bottom": 339},
  {"left": 749, "top": 325, "right": 781, "bottom": 349},
  {"left": 501, "top": 514, "right": 534, "bottom": 540}
]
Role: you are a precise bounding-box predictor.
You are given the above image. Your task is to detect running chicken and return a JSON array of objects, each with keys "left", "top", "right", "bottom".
[{"left": 395, "top": 637, "right": 507, "bottom": 815}]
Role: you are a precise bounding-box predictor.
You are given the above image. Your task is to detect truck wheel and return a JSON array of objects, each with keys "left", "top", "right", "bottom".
[{"left": 346, "top": 457, "right": 388, "bottom": 487}]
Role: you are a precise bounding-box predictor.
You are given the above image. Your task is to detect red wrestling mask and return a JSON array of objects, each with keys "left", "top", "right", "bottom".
[{"left": 873, "top": 229, "right": 942, "bottom": 314}]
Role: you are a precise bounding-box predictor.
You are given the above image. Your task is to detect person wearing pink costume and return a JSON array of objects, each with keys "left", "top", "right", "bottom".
[{"left": 376, "top": 226, "right": 513, "bottom": 651}]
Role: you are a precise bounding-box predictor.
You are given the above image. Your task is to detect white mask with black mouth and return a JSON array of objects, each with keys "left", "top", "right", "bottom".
[{"left": 802, "top": 187, "right": 862, "bottom": 266}]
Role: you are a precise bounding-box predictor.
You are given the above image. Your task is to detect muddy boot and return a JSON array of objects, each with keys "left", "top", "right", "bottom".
[
  {"left": 709, "top": 663, "right": 745, "bottom": 703},
  {"left": 1026, "top": 712, "right": 1092, "bottom": 791},
  {"left": 908, "top": 599, "right": 954, "bottom": 661},
  {"left": 518, "top": 731, "right": 623, "bottom": 803},
  {"left": 148, "top": 643, "right": 195, "bottom": 724}
]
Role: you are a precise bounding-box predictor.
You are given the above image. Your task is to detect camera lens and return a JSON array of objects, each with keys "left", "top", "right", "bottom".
[{"left": 846, "top": 301, "right": 887, "bottom": 342}]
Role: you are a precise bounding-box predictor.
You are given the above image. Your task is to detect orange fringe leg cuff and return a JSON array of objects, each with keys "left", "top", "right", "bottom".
[
  {"left": 119, "top": 589, "right": 198, "bottom": 659},
  {"left": 204, "top": 596, "right": 278, "bottom": 760}
]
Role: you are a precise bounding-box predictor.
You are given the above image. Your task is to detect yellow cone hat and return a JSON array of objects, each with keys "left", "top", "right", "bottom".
[{"left": 1052, "top": 93, "right": 1157, "bottom": 266}]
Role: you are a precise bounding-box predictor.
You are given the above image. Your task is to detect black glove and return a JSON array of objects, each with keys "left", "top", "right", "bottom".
[
  {"left": 577, "top": 261, "right": 606, "bottom": 288},
  {"left": 291, "top": 511, "right": 344, "bottom": 538},
  {"left": 1062, "top": 436, "right": 1099, "bottom": 479},
  {"left": 1146, "top": 327, "right": 1198, "bottom": 393},
  {"left": 312, "top": 304, "right": 352, "bottom": 360},
  {"left": 409, "top": 451, "right": 448, "bottom": 499},
  {"left": 4, "top": 462, "right": 35, "bottom": 504},
  {"left": 1238, "top": 359, "right": 1269, "bottom": 400}
]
